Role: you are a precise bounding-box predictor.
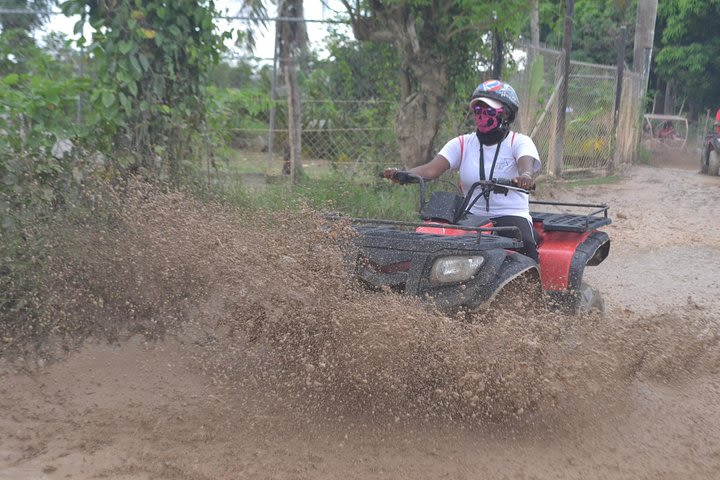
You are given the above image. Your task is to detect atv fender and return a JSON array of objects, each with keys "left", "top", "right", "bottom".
[{"left": 539, "top": 230, "right": 610, "bottom": 291}]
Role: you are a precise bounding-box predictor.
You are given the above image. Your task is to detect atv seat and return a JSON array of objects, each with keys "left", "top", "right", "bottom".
[
  {"left": 420, "top": 191, "right": 465, "bottom": 224},
  {"left": 531, "top": 212, "right": 612, "bottom": 233}
]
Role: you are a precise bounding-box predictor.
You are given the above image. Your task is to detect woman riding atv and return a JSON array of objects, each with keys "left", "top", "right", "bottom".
[{"left": 382, "top": 79, "right": 542, "bottom": 262}]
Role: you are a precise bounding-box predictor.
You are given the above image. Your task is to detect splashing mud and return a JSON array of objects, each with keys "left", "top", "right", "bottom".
[{"left": 2, "top": 165, "right": 720, "bottom": 479}]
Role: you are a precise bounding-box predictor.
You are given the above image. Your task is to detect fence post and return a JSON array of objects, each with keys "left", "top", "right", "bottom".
[
  {"left": 266, "top": 22, "right": 280, "bottom": 180},
  {"left": 611, "top": 25, "right": 627, "bottom": 172}
]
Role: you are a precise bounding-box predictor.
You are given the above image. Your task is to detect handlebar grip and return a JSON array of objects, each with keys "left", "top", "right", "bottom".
[
  {"left": 491, "top": 177, "right": 536, "bottom": 191},
  {"left": 380, "top": 170, "right": 419, "bottom": 185},
  {"left": 394, "top": 171, "right": 420, "bottom": 185},
  {"left": 491, "top": 177, "right": 514, "bottom": 187}
]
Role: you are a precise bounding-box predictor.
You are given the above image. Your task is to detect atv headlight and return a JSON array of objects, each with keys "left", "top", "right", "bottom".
[{"left": 429, "top": 255, "right": 485, "bottom": 284}]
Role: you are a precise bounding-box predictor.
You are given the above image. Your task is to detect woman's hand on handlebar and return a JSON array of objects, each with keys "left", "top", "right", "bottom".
[
  {"left": 381, "top": 168, "right": 420, "bottom": 185},
  {"left": 381, "top": 167, "right": 402, "bottom": 183},
  {"left": 511, "top": 174, "right": 535, "bottom": 191}
]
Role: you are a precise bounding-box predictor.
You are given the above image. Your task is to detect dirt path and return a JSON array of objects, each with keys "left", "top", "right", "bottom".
[{"left": 2, "top": 164, "right": 720, "bottom": 480}]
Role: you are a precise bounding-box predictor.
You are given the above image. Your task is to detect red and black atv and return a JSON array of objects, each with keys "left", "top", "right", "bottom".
[{"left": 348, "top": 173, "right": 611, "bottom": 315}]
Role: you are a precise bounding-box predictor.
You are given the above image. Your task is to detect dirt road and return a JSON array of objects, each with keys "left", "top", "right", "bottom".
[{"left": 1, "top": 163, "right": 720, "bottom": 479}]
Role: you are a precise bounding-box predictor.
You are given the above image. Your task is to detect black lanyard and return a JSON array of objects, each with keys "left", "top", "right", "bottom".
[{"left": 478, "top": 134, "right": 503, "bottom": 211}]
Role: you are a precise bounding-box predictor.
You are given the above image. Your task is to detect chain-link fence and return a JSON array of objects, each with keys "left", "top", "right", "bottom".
[
  {"left": 511, "top": 45, "right": 644, "bottom": 177},
  {"left": 237, "top": 37, "right": 645, "bottom": 181},
  {"left": 16, "top": 11, "right": 645, "bottom": 181}
]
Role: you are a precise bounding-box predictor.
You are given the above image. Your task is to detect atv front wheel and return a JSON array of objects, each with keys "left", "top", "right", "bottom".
[
  {"left": 577, "top": 282, "right": 604, "bottom": 315},
  {"left": 709, "top": 150, "right": 720, "bottom": 176}
]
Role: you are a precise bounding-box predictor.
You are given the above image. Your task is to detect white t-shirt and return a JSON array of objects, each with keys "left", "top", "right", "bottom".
[{"left": 438, "top": 131, "right": 541, "bottom": 221}]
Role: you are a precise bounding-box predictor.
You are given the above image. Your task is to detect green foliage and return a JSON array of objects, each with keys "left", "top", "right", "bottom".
[
  {"left": 0, "top": 30, "right": 93, "bottom": 341},
  {"left": 206, "top": 85, "right": 272, "bottom": 158},
  {"left": 320, "top": 31, "right": 401, "bottom": 103},
  {"left": 60, "top": 0, "right": 231, "bottom": 179},
  {"left": 655, "top": 0, "right": 720, "bottom": 113},
  {"left": 299, "top": 36, "right": 400, "bottom": 164},
  {"left": 209, "top": 58, "right": 256, "bottom": 88},
  {"left": 0, "top": 0, "right": 52, "bottom": 35},
  {"left": 536, "top": 0, "right": 635, "bottom": 65},
  {"left": 0, "top": 33, "right": 90, "bottom": 227}
]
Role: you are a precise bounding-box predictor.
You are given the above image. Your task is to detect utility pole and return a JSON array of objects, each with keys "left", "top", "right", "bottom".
[
  {"left": 548, "top": 0, "right": 574, "bottom": 177},
  {"left": 632, "top": 0, "right": 658, "bottom": 91}
]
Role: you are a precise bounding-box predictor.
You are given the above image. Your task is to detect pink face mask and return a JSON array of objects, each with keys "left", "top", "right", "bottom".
[{"left": 473, "top": 106, "right": 504, "bottom": 133}]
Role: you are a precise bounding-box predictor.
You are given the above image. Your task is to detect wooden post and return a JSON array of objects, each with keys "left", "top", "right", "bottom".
[
  {"left": 611, "top": 25, "right": 627, "bottom": 172},
  {"left": 550, "top": 0, "right": 574, "bottom": 177},
  {"left": 633, "top": 0, "right": 658, "bottom": 104}
]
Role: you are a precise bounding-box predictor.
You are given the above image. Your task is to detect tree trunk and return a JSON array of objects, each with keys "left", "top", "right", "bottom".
[
  {"left": 492, "top": 29, "right": 504, "bottom": 79},
  {"left": 395, "top": 56, "right": 448, "bottom": 168},
  {"left": 523, "top": 0, "right": 541, "bottom": 132},
  {"left": 664, "top": 80, "right": 675, "bottom": 115},
  {"left": 277, "top": 0, "right": 307, "bottom": 183},
  {"left": 283, "top": 51, "right": 302, "bottom": 182}
]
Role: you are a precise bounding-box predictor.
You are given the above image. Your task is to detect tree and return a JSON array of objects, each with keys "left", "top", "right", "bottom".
[
  {"left": 60, "top": 0, "right": 230, "bottom": 179},
  {"left": 319, "top": 31, "right": 400, "bottom": 102},
  {"left": 0, "top": 0, "right": 51, "bottom": 34},
  {"left": 338, "top": 0, "right": 525, "bottom": 168},
  {"left": 534, "top": 0, "right": 635, "bottom": 65},
  {"left": 653, "top": 0, "right": 720, "bottom": 117},
  {"left": 0, "top": 0, "right": 53, "bottom": 67},
  {"left": 233, "top": 0, "right": 307, "bottom": 182},
  {"left": 277, "top": 0, "right": 307, "bottom": 182}
]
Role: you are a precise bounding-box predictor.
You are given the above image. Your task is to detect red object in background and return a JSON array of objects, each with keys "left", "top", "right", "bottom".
[{"left": 715, "top": 109, "right": 720, "bottom": 134}]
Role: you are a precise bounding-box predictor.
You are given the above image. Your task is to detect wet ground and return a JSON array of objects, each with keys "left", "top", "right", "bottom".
[{"left": 1, "top": 162, "right": 719, "bottom": 479}]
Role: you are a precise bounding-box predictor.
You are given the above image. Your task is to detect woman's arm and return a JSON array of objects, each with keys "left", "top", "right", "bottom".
[
  {"left": 512, "top": 155, "right": 537, "bottom": 190},
  {"left": 407, "top": 155, "right": 451, "bottom": 179},
  {"left": 382, "top": 155, "right": 451, "bottom": 182}
]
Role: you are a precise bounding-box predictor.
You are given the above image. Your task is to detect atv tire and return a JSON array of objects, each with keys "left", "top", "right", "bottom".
[
  {"left": 709, "top": 150, "right": 720, "bottom": 176},
  {"left": 701, "top": 146, "right": 710, "bottom": 174},
  {"left": 577, "top": 282, "right": 604, "bottom": 315}
]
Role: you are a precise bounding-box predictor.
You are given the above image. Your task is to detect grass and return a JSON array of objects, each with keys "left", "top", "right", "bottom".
[{"left": 207, "top": 147, "right": 624, "bottom": 219}]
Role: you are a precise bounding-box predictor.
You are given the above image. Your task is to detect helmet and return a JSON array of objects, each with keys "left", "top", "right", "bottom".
[{"left": 470, "top": 80, "right": 520, "bottom": 123}]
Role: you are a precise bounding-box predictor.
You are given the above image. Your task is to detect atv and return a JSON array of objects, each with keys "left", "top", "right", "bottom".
[{"left": 347, "top": 173, "right": 611, "bottom": 315}]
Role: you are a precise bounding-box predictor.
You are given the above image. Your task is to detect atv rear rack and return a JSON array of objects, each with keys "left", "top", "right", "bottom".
[{"left": 530, "top": 201, "right": 611, "bottom": 232}]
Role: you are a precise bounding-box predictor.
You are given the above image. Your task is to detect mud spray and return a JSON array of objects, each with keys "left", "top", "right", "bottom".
[
  {"left": 2, "top": 185, "right": 719, "bottom": 478},
  {"left": 28, "top": 189, "right": 720, "bottom": 421}
]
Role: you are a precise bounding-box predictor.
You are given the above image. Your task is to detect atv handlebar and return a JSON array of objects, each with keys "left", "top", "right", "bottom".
[
  {"left": 380, "top": 173, "right": 531, "bottom": 217},
  {"left": 379, "top": 170, "right": 423, "bottom": 185},
  {"left": 472, "top": 178, "right": 533, "bottom": 195},
  {"left": 380, "top": 172, "right": 530, "bottom": 192}
]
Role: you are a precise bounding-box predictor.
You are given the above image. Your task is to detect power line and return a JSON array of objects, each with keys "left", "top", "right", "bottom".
[{"left": 0, "top": 8, "right": 349, "bottom": 24}]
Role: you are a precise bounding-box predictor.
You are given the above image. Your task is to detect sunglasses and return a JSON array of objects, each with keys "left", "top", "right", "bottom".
[{"left": 473, "top": 106, "right": 504, "bottom": 117}]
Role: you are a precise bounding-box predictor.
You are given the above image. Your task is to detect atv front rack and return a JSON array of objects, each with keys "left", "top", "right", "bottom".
[
  {"left": 530, "top": 201, "right": 611, "bottom": 232},
  {"left": 347, "top": 218, "right": 524, "bottom": 250}
]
